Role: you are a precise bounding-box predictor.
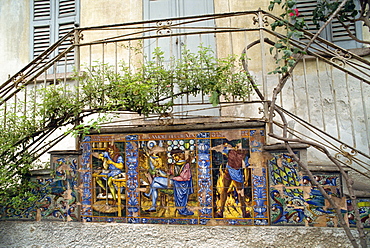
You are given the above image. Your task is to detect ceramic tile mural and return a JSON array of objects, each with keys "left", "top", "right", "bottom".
[
  {"left": 46, "top": 154, "right": 79, "bottom": 221},
  {"left": 268, "top": 152, "right": 346, "bottom": 227},
  {"left": 348, "top": 198, "right": 370, "bottom": 228},
  {"left": 80, "top": 128, "right": 269, "bottom": 225},
  {"left": 3, "top": 128, "right": 368, "bottom": 228},
  {"left": 0, "top": 153, "right": 79, "bottom": 221}
]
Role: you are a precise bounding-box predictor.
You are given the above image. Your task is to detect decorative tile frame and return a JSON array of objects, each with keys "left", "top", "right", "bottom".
[
  {"left": 268, "top": 152, "right": 345, "bottom": 227},
  {"left": 1, "top": 152, "right": 80, "bottom": 221},
  {"left": 79, "top": 128, "right": 268, "bottom": 225},
  {"left": 348, "top": 198, "right": 370, "bottom": 228}
]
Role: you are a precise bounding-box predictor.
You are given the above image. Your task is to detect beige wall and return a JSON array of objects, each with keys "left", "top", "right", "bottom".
[
  {"left": 79, "top": 0, "right": 143, "bottom": 66},
  {"left": 0, "top": 0, "right": 30, "bottom": 82},
  {"left": 0, "top": 0, "right": 368, "bottom": 182},
  {"left": 214, "top": 0, "right": 270, "bottom": 13},
  {"left": 80, "top": 0, "right": 142, "bottom": 27}
]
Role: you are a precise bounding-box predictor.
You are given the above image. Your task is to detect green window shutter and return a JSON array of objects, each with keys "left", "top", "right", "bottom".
[
  {"left": 295, "top": 0, "right": 330, "bottom": 44},
  {"left": 331, "top": 19, "right": 356, "bottom": 43},
  {"left": 295, "top": 0, "right": 322, "bottom": 34}
]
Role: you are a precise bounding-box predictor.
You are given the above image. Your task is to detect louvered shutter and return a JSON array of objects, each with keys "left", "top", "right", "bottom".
[
  {"left": 56, "top": 0, "right": 78, "bottom": 72},
  {"left": 31, "top": 0, "right": 79, "bottom": 73},
  {"left": 296, "top": 0, "right": 361, "bottom": 49},
  {"left": 295, "top": 0, "right": 329, "bottom": 44},
  {"left": 329, "top": 14, "right": 362, "bottom": 48},
  {"left": 32, "top": 0, "right": 51, "bottom": 60}
]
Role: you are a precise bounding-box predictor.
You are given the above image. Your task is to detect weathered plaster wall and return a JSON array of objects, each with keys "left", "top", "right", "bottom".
[
  {"left": 80, "top": 0, "right": 142, "bottom": 27},
  {"left": 0, "top": 221, "right": 363, "bottom": 248},
  {"left": 0, "top": 0, "right": 30, "bottom": 82},
  {"left": 0, "top": 0, "right": 367, "bottom": 201}
]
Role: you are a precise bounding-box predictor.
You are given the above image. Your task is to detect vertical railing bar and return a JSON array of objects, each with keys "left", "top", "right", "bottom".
[
  {"left": 243, "top": 31, "right": 251, "bottom": 102},
  {"left": 33, "top": 79, "right": 37, "bottom": 126},
  {"left": 330, "top": 65, "right": 341, "bottom": 140},
  {"left": 102, "top": 42, "right": 105, "bottom": 106},
  {"left": 175, "top": 30, "right": 184, "bottom": 115},
  {"left": 280, "top": 74, "right": 284, "bottom": 108},
  {"left": 128, "top": 40, "right": 131, "bottom": 72},
  {"left": 115, "top": 42, "right": 118, "bottom": 74},
  {"left": 63, "top": 54, "right": 67, "bottom": 96},
  {"left": 102, "top": 42, "right": 105, "bottom": 66},
  {"left": 199, "top": 33, "right": 205, "bottom": 104},
  {"left": 316, "top": 58, "right": 326, "bottom": 132},
  {"left": 23, "top": 85, "right": 27, "bottom": 118},
  {"left": 88, "top": 44, "right": 92, "bottom": 109},
  {"left": 155, "top": 38, "right": 159, "bottom": 104},
  {"left": 258, "top": 10, "right": 268, "bottom": 120},
  {"left": 74, "top": 30, "right": 81, "bottom": 157},
  {"left": 3, "top": 75, "right": 9, "bottom": 128},
  {"left": 360, "top": 80, "right": 370, "bottom": 154},
  {"left": 53, "top": 62, "right": 57, "bottom": 86},
  {"left": 228, "top": 11, "right": 235, "bottom": 103},
  {"left": 43, "top": 70, "right": 47, "bottom": 120},
  {"left": 291, "top": 72, "right": 296, "bottom": 113},
  {"left": 183, "top": 35, "right": 189, "bottom": 106},
  {"left": 14, "top": 93, "right": 17, "bottom": 114},
  {"left": 169, "top": 36, "right": 173, "bottom": 60},
  {"left": 345, "top": 72, "right": 356, "bottom": 148},
  {"left": 3, "top": 102, "right": 6, "bottom": 129},
  {"left": 303, "top": 58, "right": 311, "bottom": 123},
  {"left": 170, "top": 36, "right": 174, "bottom": 106},
  {"left": 89, "top": 44, "right": 92, "bottom": 68}
]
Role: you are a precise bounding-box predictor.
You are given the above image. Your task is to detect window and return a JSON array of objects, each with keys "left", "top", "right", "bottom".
[
  {"left": 296, "top": 0, "right": 362, "bottom": 49},
  {"left": 143, "top": 0, "right": 219, "bottom": 117},
  {"left": 31, "top": 0, "right": 80, "bottom": 73}
]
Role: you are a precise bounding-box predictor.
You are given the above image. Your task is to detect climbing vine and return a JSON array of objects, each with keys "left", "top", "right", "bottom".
[
  {"left": 79, "top": 45, "right": 253, "bottom": 114},
  {"left": 267, "top": 1, "right": 367, "bottom": 247},
  {"left": 0, "top": 45, "right": 253, "bottom": 210},
  {"left": 268, "top": 0, "right": 306, "bottom": 74}
]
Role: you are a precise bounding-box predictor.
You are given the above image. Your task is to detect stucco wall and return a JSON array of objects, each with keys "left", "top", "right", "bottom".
[
  {"left": 0, "top": 221, "right": 364, "bottom": 248},
  {"left": 0, "top": 0, "right": 30, "bottom": 82}
]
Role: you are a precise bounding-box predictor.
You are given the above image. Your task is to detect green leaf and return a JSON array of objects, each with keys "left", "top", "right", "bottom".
[
  {"left": 209, "top": 91, "right": 220, "bottom": 107},
  {"left": 270, "top": 46, "right": 275, "bottom": 54}
]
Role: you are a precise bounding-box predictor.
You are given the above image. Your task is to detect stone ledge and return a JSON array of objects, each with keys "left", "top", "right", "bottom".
[
  {"left": 263, "top": 143, "right": 310, "bottom": 151},
  {"left": 0, "top": 221, "right": 366, "bottom": 248},
  {"left": 92, "top": 120, "right": 265, "bottom": 134}
]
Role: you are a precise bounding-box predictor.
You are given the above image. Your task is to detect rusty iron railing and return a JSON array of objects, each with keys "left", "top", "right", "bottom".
[{"left": 1, "top": 9, "right": 369, "bottom": 180}]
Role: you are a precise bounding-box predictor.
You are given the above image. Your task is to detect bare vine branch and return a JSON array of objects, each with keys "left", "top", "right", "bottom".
[{"left": 267, "top": 0, "right": 367, "bottom": 247}]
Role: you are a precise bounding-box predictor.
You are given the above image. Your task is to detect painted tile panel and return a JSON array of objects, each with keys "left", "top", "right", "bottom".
[
  {"left": 348, "top": 198, "right": 370, "bottom": 228},
  {"left": 268, "top": 152, "right": 346, "bottom": 227},
  {"left": 1, "top": 154, "right": 79, "bottom": 221},
  {"left": 80, "top": 128, "right": 268, "bottom": 225}
]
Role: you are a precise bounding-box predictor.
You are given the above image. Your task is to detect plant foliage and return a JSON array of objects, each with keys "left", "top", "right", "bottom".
[{"left": 0, "top": 45, "right": 253, "bottom": 209}]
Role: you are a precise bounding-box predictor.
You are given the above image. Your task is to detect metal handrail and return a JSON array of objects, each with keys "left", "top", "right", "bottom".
[{"left": 0, "top": 10, "right": 368, "bottom": 168}]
